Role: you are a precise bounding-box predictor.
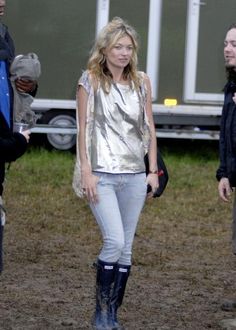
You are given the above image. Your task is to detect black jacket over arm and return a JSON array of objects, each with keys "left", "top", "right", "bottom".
[{"left": 216, "top": 81, "right": 236, "bottom": 186}]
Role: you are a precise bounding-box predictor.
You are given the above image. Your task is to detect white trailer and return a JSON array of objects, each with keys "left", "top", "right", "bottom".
[{"left": 4, "top": 0, "right": 233, "bottom": 149}]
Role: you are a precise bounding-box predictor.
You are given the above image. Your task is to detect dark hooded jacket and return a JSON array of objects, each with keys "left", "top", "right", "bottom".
[
  {"left": 216, "top": 76, "right": 236, "bottom": 187},
  {"left": 0, "top": 24, "right": 28, "bottom": 196}
]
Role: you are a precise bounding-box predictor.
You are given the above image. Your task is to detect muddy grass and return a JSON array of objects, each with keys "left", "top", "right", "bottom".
[{"left": 1, "top": 144, "right": 236, "bottom": 330}]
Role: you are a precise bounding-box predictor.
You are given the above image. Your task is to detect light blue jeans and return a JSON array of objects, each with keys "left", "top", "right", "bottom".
[{"left": 89, "top": 172, "right": 147, "bottom": 265}]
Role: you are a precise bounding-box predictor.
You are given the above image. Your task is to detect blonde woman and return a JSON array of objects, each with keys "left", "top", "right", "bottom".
[{"left": 73, "top": 17, "right": 159, "bottom": 330}]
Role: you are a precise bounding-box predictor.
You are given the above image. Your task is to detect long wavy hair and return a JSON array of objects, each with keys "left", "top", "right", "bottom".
[{"left": 87, "top": 17, "right": 142, "bottom": 92}]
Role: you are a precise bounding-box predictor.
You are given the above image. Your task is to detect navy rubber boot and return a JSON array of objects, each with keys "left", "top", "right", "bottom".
[
  {"left": 109, "top": 264, "right": 131, "bottom": 330},
  {"left": 92, "top": 259, "right": 116, "bottom": 330}
]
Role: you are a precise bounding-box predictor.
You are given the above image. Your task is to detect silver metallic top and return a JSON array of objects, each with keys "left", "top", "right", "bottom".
[
  {"left": 73, "top": 71, "right": 150, "bottom": 198},
  {"left": 91, "top": 83, "right": 146, "bottom": 173}
]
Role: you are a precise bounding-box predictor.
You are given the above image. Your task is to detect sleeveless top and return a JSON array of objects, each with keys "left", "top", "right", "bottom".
[
  {"left": 91, "top": 82, "right": 145, "bottom": 173},
  {"left": 72, "top": 70, "right": 151, "bottom": 197}
]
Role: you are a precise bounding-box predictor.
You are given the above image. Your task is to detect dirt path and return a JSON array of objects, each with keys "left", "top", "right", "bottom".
[{"left": 0, "top": 148, "right": 236, "bottom": 329}]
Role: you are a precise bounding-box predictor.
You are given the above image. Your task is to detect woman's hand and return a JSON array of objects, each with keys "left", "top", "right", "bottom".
[
  {"left": 233, "top": 92, "right": 236, "bottom": 104},
  {"left": 146, "top": 173, "right": 159, "bottom": 199},
  {"left": 81, "top": 171, "right": 99, "bottom": 203}
]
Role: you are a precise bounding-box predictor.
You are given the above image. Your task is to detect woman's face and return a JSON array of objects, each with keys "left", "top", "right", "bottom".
[{"left": 104, "top": 35, "right": 133, "bottom": 71}]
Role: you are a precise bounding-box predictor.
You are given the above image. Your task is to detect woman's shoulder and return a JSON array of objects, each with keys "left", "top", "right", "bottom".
[
  {"left": 78, "top": 70, "right": 99, "bottom": 93},
  {"left": 137, "top": 71, "right": 151, "bottom": 93},
  {"left": 78, "top": 70, "right": 93, "bottom": 94},
  {"left": 79, "top": 70, "right": 90, "bottom": 84},
  {"left": 138, "top": 71, "right": 150, "bottom": 83}
]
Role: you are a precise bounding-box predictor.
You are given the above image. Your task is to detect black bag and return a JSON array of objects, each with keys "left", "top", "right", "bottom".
[{"left": 144, "top": 150, "right": 169, "bottom": 198}]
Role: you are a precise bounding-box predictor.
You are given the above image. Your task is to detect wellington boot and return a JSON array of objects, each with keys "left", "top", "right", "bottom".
[
  {"left": 92, "top": 259, "right": 116, "bottom": 330},
  {"left": 109, "top": 264, "right": 131, "bottom": 330}
]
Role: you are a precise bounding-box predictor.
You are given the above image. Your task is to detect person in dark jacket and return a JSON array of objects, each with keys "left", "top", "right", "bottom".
[
  {"left": 216, "top": 24, "right": 236, "bottom": 312},
  {"left": 0, "top": 0, "right": 37, "bottom": 273},
  {"left": 216, "top": 23, "right": 236, "bottom": 254}
]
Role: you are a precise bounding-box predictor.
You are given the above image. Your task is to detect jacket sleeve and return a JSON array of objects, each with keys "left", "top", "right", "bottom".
[
  {"left": 0, "top": 132, "right": 28, "bottom": 162},
  {"left": 216, "top": 103, "right": 228, "bottom": 181},
  {"left": 0, "top": 26, "right": 15, "bottom": 62}
]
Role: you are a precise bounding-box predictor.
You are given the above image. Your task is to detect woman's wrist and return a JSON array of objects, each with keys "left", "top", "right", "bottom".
[
  {"left": 81, "top": 164, "right": 92, "bottom": 174},
  {"left": 149, "top": 169, "right": 158, "bottom": 175}
]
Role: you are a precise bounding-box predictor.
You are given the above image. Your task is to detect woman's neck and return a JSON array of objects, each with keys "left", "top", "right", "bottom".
[
  {"left": 112, "top": 73, "right": 130, "bottom": 85},
  {"left": 107, "top": 66, "right": 126, "bottom": 84},
  {"left": 112, "top": 73, "right": 123, "bottom": 83}
]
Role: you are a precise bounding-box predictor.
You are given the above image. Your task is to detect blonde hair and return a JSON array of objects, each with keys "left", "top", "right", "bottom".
[{"left": 87, "top": 17, "right": 141, "bottom": 92}]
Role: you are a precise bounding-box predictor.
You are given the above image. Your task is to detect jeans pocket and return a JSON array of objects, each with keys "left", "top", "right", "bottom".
[{"left": 92, "top": 172, "right": 107, "bottom": 185}]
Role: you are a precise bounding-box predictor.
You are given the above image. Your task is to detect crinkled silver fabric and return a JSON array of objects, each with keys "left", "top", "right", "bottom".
[{"left": 91, "top": 83, "right": 146, "bottom": 173}]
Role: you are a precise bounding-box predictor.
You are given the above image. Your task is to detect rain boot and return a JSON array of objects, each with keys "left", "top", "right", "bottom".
[
  {"left": 92, "top": 259, "right": 116, "bottom": 330},
  {"left": 109, "top": 264, "right": 131, "bottom": 330}
]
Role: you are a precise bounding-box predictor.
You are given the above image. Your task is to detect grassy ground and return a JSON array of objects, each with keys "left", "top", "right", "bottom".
[{"left": 0, "top": 140, "right": 235, "bottom": 329}]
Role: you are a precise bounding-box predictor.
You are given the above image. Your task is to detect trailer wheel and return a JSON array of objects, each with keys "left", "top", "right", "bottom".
[{"left": 41, "top": 110, "right": 76, "bottom": 151}]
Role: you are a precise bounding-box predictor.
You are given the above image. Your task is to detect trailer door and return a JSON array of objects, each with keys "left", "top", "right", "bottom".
[{"left": 184, "top": 0, "right": 236, "bottom": 105}]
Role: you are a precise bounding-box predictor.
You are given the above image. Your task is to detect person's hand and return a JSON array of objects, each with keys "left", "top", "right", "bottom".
[
  {"left": 233, "top": 92, "right": 236, "bottom": 104},
  {"left": 20, "top": 129, "right": 31, "bottom": 143},
  {"left": 15, "top": 78, "right": 36, "bottom": 93},
  {"left": 81, "top": 171, "right": 99, "bottom": 203},
  {"left": 146, "top": 173, "right": 159, "bottom": 199},
  {"left": 218, "top": 177, "right": 232, "bottom": 202}
]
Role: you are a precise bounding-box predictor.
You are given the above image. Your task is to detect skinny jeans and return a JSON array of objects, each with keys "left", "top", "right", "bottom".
[{"left": 89, "top": 172, "right": 147, "bottom": 265}]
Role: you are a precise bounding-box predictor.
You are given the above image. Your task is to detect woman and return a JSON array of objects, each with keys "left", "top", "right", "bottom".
[{"left": 73, "top": 17, "right": 159, "bottom": 330}]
